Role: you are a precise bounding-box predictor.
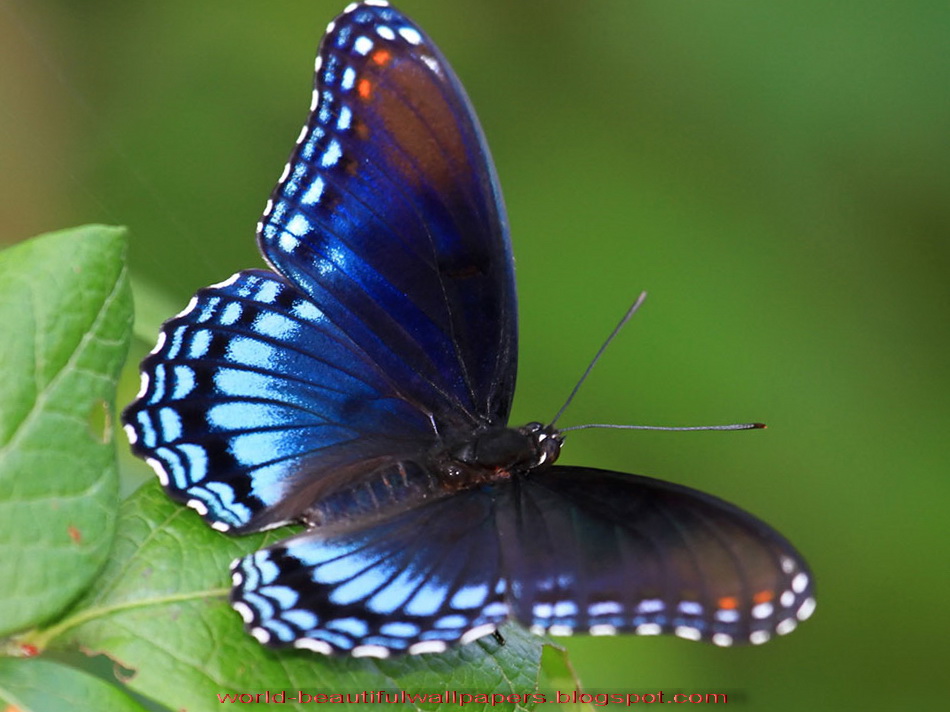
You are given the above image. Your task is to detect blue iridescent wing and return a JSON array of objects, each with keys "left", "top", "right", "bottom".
[
  {"left": 231, "top": 470, "right": 507, "bottom": 657},
  {"left": 502, "top": 467, "right": 816, "bottom": 647},
  {"left": 123, "top": 2, "right": 517, "bottom": 532},
  {"left": 230, "top": 465, "right": 814, "bottom": 655},
  {"left": 123, "top": 270, "right": 435, "bottom": 532},
  {"left": 258, "top": 2, "right": 517, "bottom": 428}
]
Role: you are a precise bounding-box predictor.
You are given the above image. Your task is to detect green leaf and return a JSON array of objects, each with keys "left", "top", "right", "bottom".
[
  {"left": 0, "top": 225, "right": 132, "bottom": 637},
  {"left": 47, "top": 483, "right": 546, "bottom": 712},
  {"left": 0, "top": 657, "right": 150, "bottom": 712}
]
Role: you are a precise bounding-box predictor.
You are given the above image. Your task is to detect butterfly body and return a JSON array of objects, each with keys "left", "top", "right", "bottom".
[
  {"left": 297, "top": 422, "right": 558, "bottom": 531},
  {"left": 123, "top": 1, "right": 815, "bottom": 658}
]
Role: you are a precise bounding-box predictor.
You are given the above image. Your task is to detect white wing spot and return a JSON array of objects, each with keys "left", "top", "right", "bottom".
[
  {"left": 781, "top": 556, "right": 796, "bottom": 574},
  {"left": 295, "top": 638, "right": 333, "bottom": 655},
  {"left": 251, "top": 627, "right": 271, "bottom": 644},
  {"left": 341, "top": 66, "right": 356, "bottom": 91},
  {"left": 187, "top": 498, "right": 209, "bottom": 516},
  {"left": 279, "top": 233, "right": 300, "bottom": 252},
  {"left": 797, "top": 596, "right": 817, "bottom": 621},
  {"left": 354, "top": 36, "right": 374, "bottom": 55},
  {"left": 589, "top": 624, "right": 617, "bottom": 636},
  {"left": 208, "top": 272, "right": 243, "bottom": 291},
  {"left": 261, "top": 199, "right": 274, "bottom": 220},
  {"left": 409, "top": 640, "right": 448, "bottom": 655},
  {"left": 134, "top": 373, "right": 149, "bottom": 399},
  {"left": 712, "top": 633, "right": 734, "bottom": 647},
  {"left": 635, "top": 623, "right": 662, "bottom": 636},
  {"left": 376, "top": 25, "right": 395, "bottom": 40},
  {"left": 337, "top": 106, "right": 352, "bottom": 130},
  {"left": 145, "top": 457, "right": 169, "bottom": 486},
  {"left": 173, "top": 295, "right": 200, "bottom": 320},
  {"left": 398, "top": 27, "right": 422, "bottom": 45},
  {"left": 792, "top": 572, "right": 809, "bottom": 594},
  {"left": 352, "top": 644, "right": 390, "bottom": 659},
  {"left": 776, "top": 618, "right": 798, "bottom": 636},
  {"left": 460, "top": 624, "right": 496, "bottom": 645},
  {"left": 320, "top": 140, "right": 342, "bottom": 167},
  {"left": 122, "top": 423, "right": 139, "bottom": 446},
  {"left": 233, "top": 601, "right": 254, "bottom": 623},
  {"left": 148, "top": 331, "right": 167, "bottom": 356},
  {"left": 421, "top": 54, "right": 442, "bottom": 75},
  {"left": 674, "top": 626, "right": 702, "bottom": 641},
  {"left": 302, "top": 177, "right": 326, "bottom": 206},
  {"left": 749, "top": 630, "right": 771, "bottom": 645}
]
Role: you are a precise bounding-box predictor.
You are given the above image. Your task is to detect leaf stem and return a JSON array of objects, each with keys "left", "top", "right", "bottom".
[{"left": 16, "top": 587, "right": 230, "bottom": 651}]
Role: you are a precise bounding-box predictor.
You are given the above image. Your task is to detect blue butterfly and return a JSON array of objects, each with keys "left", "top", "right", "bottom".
[{"left": 123, "top": 1, "right": 814, "bottom": 658}]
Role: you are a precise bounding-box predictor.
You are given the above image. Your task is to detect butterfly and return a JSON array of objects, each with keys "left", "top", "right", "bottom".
[{"left": 122, "top": 0, "right": 815, "bottom": 658}]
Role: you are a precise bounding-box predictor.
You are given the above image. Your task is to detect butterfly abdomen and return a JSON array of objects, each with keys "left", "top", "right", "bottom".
[
  {"left": 305, "top": 422, "right": 562, "bottom": 527},
  {"left": 303, "top": 459, "right": 444, "bottom": 529}
]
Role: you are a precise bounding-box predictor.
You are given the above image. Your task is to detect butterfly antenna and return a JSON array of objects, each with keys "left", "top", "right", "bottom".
[
  {"left": 559, "top": 421, "right": 766, "bottom": 433},
  {"left": 550, "top": 291, "right": 766, "bottom": 434},
  {"left": 550, "top": 292, "right": 648, "bottom": 428}
]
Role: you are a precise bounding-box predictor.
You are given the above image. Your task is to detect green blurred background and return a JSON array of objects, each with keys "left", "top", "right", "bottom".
[{"left": 2, "top": 0, "right": 948, "bottom": 708}]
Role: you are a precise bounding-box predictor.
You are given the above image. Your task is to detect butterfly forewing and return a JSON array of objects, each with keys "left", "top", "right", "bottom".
[
  {"left": 229, "top": 465, "right": 814, "bottom": 655},
  {"left": 500, "top": 467, "right": 815, "bottom": 646},
  {"left": 257, "top": 2, "right": 517, "bottom": 428}
]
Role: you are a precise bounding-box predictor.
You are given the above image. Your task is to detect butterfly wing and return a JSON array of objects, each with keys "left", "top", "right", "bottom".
[
  {"left": 123, "top": 270, "right": 437, "bottom": 532},
  {"left": 231, "top": 470, "right": 508, "bottom": 657},
  {"left": 500, "top": 466, "right": 816, "bottom": 646},
  {"left": 230, "top": 465, "right": 814, "bottom": 654},
  {"left": 258, "top": 2, "right": 517, "bottom": 427},
  {"left": 123, "top": 2, "right": 517, "bottom": 532}
]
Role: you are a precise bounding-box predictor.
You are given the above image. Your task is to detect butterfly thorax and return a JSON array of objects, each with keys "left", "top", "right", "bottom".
[{"left": 430, "top": 422, "right": 562, "bottom": 492}]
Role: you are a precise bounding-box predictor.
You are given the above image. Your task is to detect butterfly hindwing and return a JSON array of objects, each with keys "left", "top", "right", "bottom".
[
  {"left": 231, "top": 472, "right": 508, "bottom": 656},
  {"left": 230, "top": 464, "right": 814, "bottom": 654},
  {"left": 123, "top": 269, "right": 435, "bottom": 532},
  {"left": 258, "top": 2, "right": 517, "bottom": 427}
]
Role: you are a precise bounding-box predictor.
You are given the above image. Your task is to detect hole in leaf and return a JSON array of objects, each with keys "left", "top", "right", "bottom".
[{"left": 87, "top": 399, "right": 112, "bottom": 443}]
